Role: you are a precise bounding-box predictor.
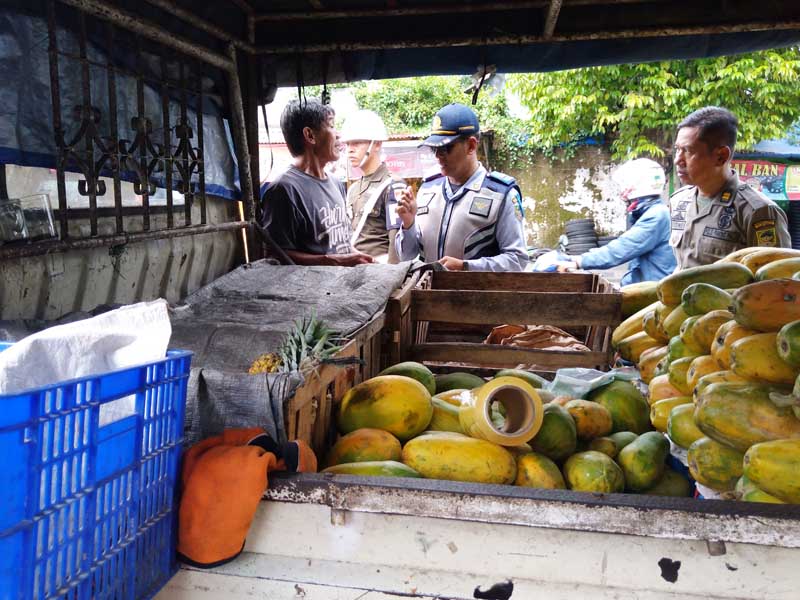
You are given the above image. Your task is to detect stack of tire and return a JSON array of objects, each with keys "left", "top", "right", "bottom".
[
  {"left": 789, "top": 201, "right": 800, "bottom": 250},
  {"left": 598, "top": 235, "right": 618, "bottom": 247},
  {"left": 564, "top": 218, "right": 598, "bottom": 255}
]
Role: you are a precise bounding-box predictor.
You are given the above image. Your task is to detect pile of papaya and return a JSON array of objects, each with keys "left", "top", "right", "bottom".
[
  {"left": 323, "top": 362, "right": 692, "bottom": 497},
  {"left": 614, "top": 246, "right": 800, "bottom": 503}
]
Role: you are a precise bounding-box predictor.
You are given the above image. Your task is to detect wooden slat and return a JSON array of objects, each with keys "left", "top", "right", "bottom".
[
  {"left": 411, "top": 290, "right": 622, "bottom": 326},
  {"left": 430, "top": 271, "right": 595, "bottom": 292},
  {"left": 412, "top": 343, "right": 611, "bottom": 369}
]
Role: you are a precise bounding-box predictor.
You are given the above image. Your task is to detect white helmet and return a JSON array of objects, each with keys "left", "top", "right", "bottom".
[
  {"left": 340, "top": 109, "right": 389, "bottom": 142},
  {"left": 612, "top": 158, "right": 666, "bottom": 201}
]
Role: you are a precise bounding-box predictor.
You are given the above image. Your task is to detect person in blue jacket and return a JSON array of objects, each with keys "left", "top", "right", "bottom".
[{"left": 558, "top": 158, "right": 677, "bottom": 285}]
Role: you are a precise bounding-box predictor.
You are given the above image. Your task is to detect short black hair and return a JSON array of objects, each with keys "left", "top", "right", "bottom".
[
  {"left": 677, "top": 106, "right": 738, "bottom": 151},
  {"left": 280, "top": 99, "right": 335, "bottom": 156}
]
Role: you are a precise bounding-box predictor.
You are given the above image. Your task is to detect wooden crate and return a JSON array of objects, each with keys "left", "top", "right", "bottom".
[
  {"left": 283, "top": 311, "right": 385, "bottom": 456},
  {"left": 385, "top": 270, "right": 621, "bottom": 374}
]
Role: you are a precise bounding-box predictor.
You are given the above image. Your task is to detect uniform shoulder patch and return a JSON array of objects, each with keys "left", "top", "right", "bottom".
[
  {"left": 753, "top": 219, "right": 778, "bottom": 247},
  {"left": 487, "top": 171, "right": 516, "bottom": 186}
]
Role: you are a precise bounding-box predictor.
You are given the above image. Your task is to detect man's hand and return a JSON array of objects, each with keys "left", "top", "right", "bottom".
[
  {"left": 556, "top": 261, "right": 578, "bottom": 273},
  {"left": 396, "top": 186, "right": 417, "bottom": 229},
  {"left": 438, "top": 256, "right": 465, "bottom": 271},
  {"left": 330, "top": 252, "right": 375, "bottom": 267}
]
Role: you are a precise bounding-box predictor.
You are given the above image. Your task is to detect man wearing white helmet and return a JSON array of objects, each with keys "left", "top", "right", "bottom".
[
  {"left": 341, "top": 110, "right": 406, "bottom": 263},
  {"left": 558, "top": 158, "right": 676, "bottom": 285}
]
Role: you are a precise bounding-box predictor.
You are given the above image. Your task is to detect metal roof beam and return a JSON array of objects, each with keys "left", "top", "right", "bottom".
[
  {"left": 544, "top": 0, "right": 564, "bottom": 38},
  {"left": 142, "top": 0, "right": 255, "bottom": 52}
]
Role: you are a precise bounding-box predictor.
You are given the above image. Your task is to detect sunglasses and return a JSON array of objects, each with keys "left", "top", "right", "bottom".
[{"left": 432, "top": 137, "right": 467, "bottom": 156}]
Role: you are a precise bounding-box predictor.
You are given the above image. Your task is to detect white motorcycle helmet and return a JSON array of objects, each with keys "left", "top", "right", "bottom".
[
  {"left": 612, "top": 158, "right": 666, "bottom": 201},
  {"left": 340, "top": 109, "right": 389, "bottom": 143}
]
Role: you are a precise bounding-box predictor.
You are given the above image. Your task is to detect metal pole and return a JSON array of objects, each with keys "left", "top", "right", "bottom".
[
  {"left": 226, "top": 44, "right": 256, "bottom": 223},
  {"left": 142, "top": 0, "right": 255, "bottom": 52},
  {"left": 57, "top": 0, "right": 235, "bottom": 71},
  {"left": 543, "top": 0, "right": 564, "bottom": 38}
]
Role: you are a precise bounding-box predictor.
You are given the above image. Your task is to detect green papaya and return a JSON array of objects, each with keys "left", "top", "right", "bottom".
[
  {"left": 378, "top": 361, "right": 436, "bottom": 395},
  {"left": 777, "top": 320, "right": 800, "bottom": 368},
  {"left": 322, "top": 460, "right": 422, "bottom": 478},
  {"left": 608, "top": 431, "right": 638, "bottom": 452},
  {"left": 687, "top": 437, "right": 744, "bottom": 492},
  {"left": 667, "top": 404, "right": 704, "bottom": 450},
  {"left": 681, "top": 283, "right": 733, "bottom": 316},
  {"left": 562, "top": 451, "right": 625, "bottom": 494},
  {"left": 435, "top": 372, "right": 485, "bottom": 394},
  {"left": 643, "top": 468, "right": 693, "bottom": 497},
  {"left": 529, "top": 403, "right": 577, "bottom": 462},
  {"left": 494, "top": 369, "right": 547, "bottom": 389},
  {"left": 617, "top": 431, "right": 670, "bottom": 492},
  {"left": 588, "top": 437, "right": 618, "bottom": 458},
  {"left": 587, "top": 380, "right": 650, "bottom": 434}
]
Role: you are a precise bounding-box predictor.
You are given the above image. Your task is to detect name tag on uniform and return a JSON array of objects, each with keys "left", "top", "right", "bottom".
[
  {"left": 702, "top": 226, "right": 740, "bottom": 242},
  {"left": 469, "top": 196, "right": 493, "bottom": 217},
  {"left": 417, "top": 192, "right": 435, "bottom": 216}
]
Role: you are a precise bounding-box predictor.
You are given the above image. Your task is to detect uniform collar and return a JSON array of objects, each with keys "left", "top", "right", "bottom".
[
  {"left": 362, "top": 162, "right": 389, "bottom": 184},
  {"left": 443, "top": 164, "right": 486, "bottom": 198},
  {"left": 691, "top": 170, "right": 739, "bottom": 220}
]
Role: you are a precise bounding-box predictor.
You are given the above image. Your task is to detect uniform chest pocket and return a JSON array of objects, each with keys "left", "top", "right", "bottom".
[{"left": 699, "top": 236, "right": 738, "bottom": 261}]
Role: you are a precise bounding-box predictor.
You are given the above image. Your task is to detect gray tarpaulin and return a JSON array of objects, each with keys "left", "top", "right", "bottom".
[{"left": 170, "top": 260, "right": 410, "bottom": 444}]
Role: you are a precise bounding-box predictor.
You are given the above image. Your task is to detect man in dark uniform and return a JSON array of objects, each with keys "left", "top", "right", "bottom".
[{"left": 670, "top": 106, "right": 791, "bottom": 268}]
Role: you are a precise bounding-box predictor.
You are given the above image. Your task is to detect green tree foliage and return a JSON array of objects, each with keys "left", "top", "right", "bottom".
[{"left": 508, "top": 48, "right": 800, "bottom": 161}]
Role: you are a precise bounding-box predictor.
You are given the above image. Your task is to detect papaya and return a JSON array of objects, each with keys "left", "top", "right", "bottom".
[
  {"left": 643, "top": 310, "right": 669, "bottom": 343},
  {"left": 657, "top": 262, "right": 753, "bottom": 307},
  {"left": 717, "top": 246, "right": 763, "bottom": 263},
  {"left": 507, "top": 442, "right": 533, "bottom": 458},
  {"left": 743, "top": 439, "right": 800, "bottom": 503},
  {"left": 514, "top": 452, "right": 566, "bottom": 489},
  {"left": 588, "top": 436, "right": 618, "bottom": 458},
  {"left": 776, "top": 320, "right": 800, "bottom": 368},
  {"left": 694, "top": 382, "right": 800, "bottom": 452},
  {"left": 435, "top": 372, "right": 485, "bottom": 394},
  {"left": 433, "top": 388, "right": 469, "bottom": 406},
  {"left": 650, "top": 396, "right": 692, "bottom": 432},
  {"left": 655, "top": 302, "right": 677, "bottom": 324},
  {"left": 325, "top": 428, "right": 402, "bottom": 467},
  {"left": 378, "top": 361, "right": 436, "bottom": 395},
  {"left": 668, "top": 335, "right": 700, "bottom": 363},
  {"left": 322, "top": 460, "right": 422, "bottom": 478},
  {"left": 691, "top": 310, "right": 734, "bottom": 353},
  {"left": 565, "top": 399, "right": 613, "bottom": 440},
  {"left": 681, "top": 283, "right": 733, "bottom": 316},
  {"left": 730, "top": 279, "right": 800, "bottom": 332},
  {"left": 612, "top": 301, "right": 660, "bottom": 348},
  {"left": 667, "top": 357, "right": 694, "bottom": 395},
  {"left": 740, "top": 248, "right": 800, "bottom": 274},
  {"left": 638, "top": 345, "right": 669, "bottom": 384},
  {"left": 550, "top": 395, "right": 574, "bottom": 407},
  {"left": 621, "top": 281, "right": 660, "bottom": 318},
  {"left": 734, "top": 473, "right": 756, "bottom": 500},
  {"left": 494, "top": 369, "right": 547, "bottom": 389},
  {"left": 337, "top": 375, "right": 433, "bottom": 441},
  {"left": 529, "top": 403, "right": 577, "bottom": 462},
  {"left": 562, "top": 451, "right": 625, "bottom": 494},
  {"left": 686, "top": 355, "right": 719, "bottom": 391},
  {"left": 679, "top": 316, "right": 706, "bottom": 354},
  {"left": 730, "top": 333, "right": 800, "bottom": 385},
  {"left": 402, "top": 431, "right": 517, "bottom": 484},
  {"left": 643, "top": 468, "right": 693, "bottom": 497},
  {"left": 755, "top": 257, "right": 800, "bottom": 281},
  {"left": 428, "top": 397, "right": 464, "bottom": 433},
  {"left": 617, "top": 331, "right": 661, "bottom": 363},
  {"left": 654, "top": 356, "right": 670, "bottom": 378},
  {"left": 711, "top": 322, "right": 758, "bottom": 370},
  {"left": 693, "top": 370, "right": 747, "bottom": 400},
  {"left": 608, "top": 431, "right": 638, "bottom": 452},
  {"left": 648, "top": 374, "right": 684, "bottom": 405},
  {"left": 687, "top": 437, "right": 744, "bottom": 492},
  {"left": 742, "top": 487, "right": 786, "bottom": 503},
  {"left": 667, "top": 403, "right": 705, "bottom": 449},
  {"left": 662, "top": 305, "right": 690, "bottom": 339},
  {"left": 587, "top": 380, "right": 650, "bottom": 434},
  {"left": 617, "top": 431, "right": 669, "bottom": 492}
]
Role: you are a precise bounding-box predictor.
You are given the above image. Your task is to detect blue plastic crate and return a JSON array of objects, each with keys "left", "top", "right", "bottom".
[{"left": 0, "top": 342, "right": 192, "bottom": 600}]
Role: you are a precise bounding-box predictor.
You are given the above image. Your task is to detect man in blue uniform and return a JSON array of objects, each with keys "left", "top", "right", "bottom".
[
  {"left": 395, "top": 103, "right": 528, "bottom": 271},
  {"left": 557, "top": 158, "right": 676, "bottom": 285}
]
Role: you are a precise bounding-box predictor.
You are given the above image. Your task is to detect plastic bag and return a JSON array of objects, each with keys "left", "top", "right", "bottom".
[
  {"left": 545, "top": 366, "right": 640, "bottom": 398},
  {"left": 530, "top": 249, "right": 572, "bottom": 273}
]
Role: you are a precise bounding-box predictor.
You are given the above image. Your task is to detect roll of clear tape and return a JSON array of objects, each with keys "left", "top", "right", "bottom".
[{"left": 458, "top": 376, "right": 544, "bottom": 446}]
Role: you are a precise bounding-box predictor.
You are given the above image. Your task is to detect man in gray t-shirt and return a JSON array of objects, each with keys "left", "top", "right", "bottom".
[{"left": 261, "top": 100, "right": 374, "bottom": 266}]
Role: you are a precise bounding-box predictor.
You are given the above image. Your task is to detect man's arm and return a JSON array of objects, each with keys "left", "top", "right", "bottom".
[
  {"left": 395, "top": 185, "right": 423, "bottom": 261},
  {"left": 744, "top": 203, "right": 792, "bottom": 248},
  {"left": 580, "top": 205, "right": 669, "bottom": 270},
  {"left": 461, "top": 189, "right": 528, "bottom": 272}
]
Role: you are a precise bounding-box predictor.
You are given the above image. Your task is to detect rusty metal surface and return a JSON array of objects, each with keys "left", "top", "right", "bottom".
[{"left": 266, "top": 473, "right": 800, "bottom": 549}]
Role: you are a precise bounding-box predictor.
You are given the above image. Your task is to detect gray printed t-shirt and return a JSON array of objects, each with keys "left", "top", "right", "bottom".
[{"left": 261, "top": 166, "right": 352, "bottom": 255}]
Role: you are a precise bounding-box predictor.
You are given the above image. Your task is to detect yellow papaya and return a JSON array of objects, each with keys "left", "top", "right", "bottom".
[
  {"left": 621, "top": 281, "right": 659, "bottom": 318},
  {"left": 650, "top": 396, "right": 692, "bottom": 432},
  {"left": 565, "top": 399, "right": 613, "bottom": 440},
  {"left": 776, "top": 320, "right": 800, "bottom": 368},
  {"left": 667, "top": 403, "right": 704, "bottom": 449},
  {"left": 755, "top": 257, "right": 800, "bottom": 281},
  {"left": 529, "top": 403, "right": 577, "bottom": 462},
  {"left": 433, "top": 388, "right": 469, "bottom": 406},
  {"left": 668, "top": 357, "right": 694, "bottom": 395},
  {"left": 562, "top": 451, "right": 625, "bottom": 493},
  {"left": 686, "top": 355, "right": 719, "bottom": 391},
  {"left": 657, "top": 262, "right": 754, "bottom": 306},
  {"left": 378, "top": 361, "right": 436, "bottom": 395},
  {"left": 643, "top": 468, "right": 693, "bottom": 497},
  {"left": 743, "top": 439, "right": 800, "bottom": 503},
  {"left": 731, "top": 279, "right": 800, "bottom": 332},
  {"left": 717, "top": 246, "right": 763, "bottom": 263},
  {"left": 694, "top": 382, "right": 800, "bottom": 451},
  {"left": 338, "top": 375, "right": 433, "bottom": 441},
  {"left": 712, "top": 322, "right": 759, "bottom": 370},
  {"left": 428, "top": 397, "right": 464, "bottom": 433},
  {"left": 648, "top": 374, "right": 684, "bottom": 405},
  {"left": 692, "top": 310, "right": 734, "bottom": 353},
  {"left": 638, "top": 345, "right": 669, "bottom": 384},
  {"left": 617, "top": 331, "right": 661, "bottom": 363},
  {"left": 612, "top": 301, "right": 660, "bottom": 347},
  {"left": 643, "top": 309, "right": 670, "bottom": 343},
  {"left": 679, "top": 316, "right": 706, "bottom": 354},
  {"left": 693, "top": 370, "right": 748, "bottom": 400},
  {"left": 687, "top": 437, "right": 744, "bottom": 492},
  {"left": 740, "top": 248, "right": 800, "bottom": 274},
  {"left": 730, "top": 333, "right": 800, "bottom": 385},
  {"left": 617, "top": 431, "right": 670, "bottom": 492},
  {"left": 402, "top": 432, "right": 516, "bottom": 484},
  {"left": 680, "top": 283, "right": 733, "bottom": 316},
  {"left": 322, "top": 460, "right": 422, "bottom": 478},
  {"left": 587, "top": 380, "right": 651, "bottom": 434},
  {"left": 325, "top": 428, "right": 402, "bottom": 467},
  {"left": 514, "top": 452, "right": 566, "bottom": 489},
  {"left": 662, "top": 305, "right": 690, "bottom": 339}
]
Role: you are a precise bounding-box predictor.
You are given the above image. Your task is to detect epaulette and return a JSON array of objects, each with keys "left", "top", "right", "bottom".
[
  {"left": 423, "top": 172, "right": 444, "bottom": 183},
  {"left": 487, "top": 171, "right": 516, "bottom": 186}
]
